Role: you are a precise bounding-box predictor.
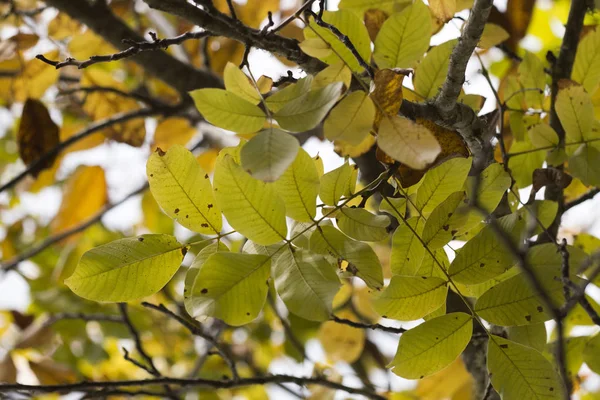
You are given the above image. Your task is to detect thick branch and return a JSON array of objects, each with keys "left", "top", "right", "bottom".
[
  {"left": 434, "top": 0, "right": 493, "bottom": 117},
  {"left": 43, "top": 0, "right": 222, "bottom": 92},
  {"left": 142, "top": 0, "right": 324, "bottom": 73}
]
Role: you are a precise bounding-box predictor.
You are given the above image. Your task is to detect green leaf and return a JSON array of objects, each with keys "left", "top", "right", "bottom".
[
  {"left": 337, "top": 207, "right": 391, "bottom": 242},
  {"left": 414, "top": 40, "right": 457, "bottom": 99},
  {"left": 274, "top": 148, "right": 320, "bottom": 222},
  {"left": 310, "top": 225, "right": 383, "bottom": 289},
  {"left": 303, "top": 10, "right": 372, "bottom": 73},
  {"left": 389, "top": 313, "right": 472, "bottom": 379},
  {"left": 415, "top": 248, "right": 449, "bottom": 279},
  {"left": 584, "top": 333, "right": 600, "bottom": 374},
  {"left": 508, "top": 139, "right": 546, "bottom": 187},
  {"left": 448, "top": 213, "right": 521, "bottom": 285},
  {"left": 214, "top": 154, "right": 287, "bottom": 245},
  {"left": 240, "top": 128, "right": 300, "bottom": 182},
  {"left": 507, "top": 323, "right": 547, "bottom": 352},
  {"left": 466, "top": 163, "right": 511, "bottom": 213},
  {"left": 572, "top": 28, "right": 600, "bottom": 93},
  {"left": 422, "top": 191, "right": 468, "bottom": 249},
  {"left": 223, "top": 62, "right": 261, "bottom": 105},
  {"left": 373, "top": 0, "right": 431, "bottom": 68},
  {"left": 65, "top": 234, "right": 184, "bottom": 302},
  {"left": 488, "top": 335, "right": 564, "bottom": 399},
  {"left": 184, "top": 242, "right": 229, "bottom": 318},
  {"left": 474, "top": 265, "right": 565, "bottom": 326},
  {"left": 189, "top": 252, "right": 271, "bottom": 326},
  {"left": 555, "top": 85, "right": 594, "bottom": 148},
  {"left": 191, "top": 88, "right": 266, "bottom": 134},
  {"left": 147, "top": 145, "right": 222, "bottom": 235},
  {"left": 416, "top": 157, "right": 472, "bottom": 217},
  {"left": 273, "top": 248, "right": 341, "bottom": 321},
  {"left": 324, "top": 91, "right": 376, "bottom": 145},
  {"left": 568, "top": 144, "right": 600, "bottom": 187},
  {"left": 379, "top": 196, "right": 407, "bottom": 220},
  {"left": 374, "top": 276, "right": 447, "bottom": 321},
  {"left": 319, "top": 162, "right": 356, "bottom": 206},
  {"left": 266, "top": 76, "right": 313, "bottom": 113},
  {"left": 518, "top": 52, "right": 545, "bottom": 109},
  {"left": 377, "top": 116, "right": 441, "bottom": 170},
  {"left": 528, "top": 123, "right": 559, "bottom": 149},
  {"left": 274, "top": 82, "right": 343, "bottom": 132},
  {"left": 390, "top": 217, "right": 425, "bottom": 276}
]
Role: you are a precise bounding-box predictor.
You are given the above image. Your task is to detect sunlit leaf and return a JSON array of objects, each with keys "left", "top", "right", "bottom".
[
  {"left": 223, "top": 61, "right": 261, "bottom": 104},
  {"left": 507, "top": 323, "right": 546, "bottom": 352},
  {"left": 414, "top": 40, "right": 456, "bottom": 99},
  {"left": 422, "top": 191, "right": 468, "bottom": 249},
  {"left": 337, "top": 207, "right": 390, "bottom": 242},
  {"left": 518, "top": 52, "right": 545, "bottom": 109},
  {"left": 373, "top": 0, "right": 431, "bottom": 68},
  {"left": 189, "top": 252, "right": 271, "bottom": 326},
  {"left": 478, "top": 23, "right": 510, "bottom": 49},
  {"left": 390, "top": 217, "right": 426, "bottom": 276},
  {"left": 390, "top": 313, "right": 472, "bottom": 379},
  {"left": 488, "top": 335, "right": 564, "bottom": 399},
  {"left": 191, "top": 88, "right": 266, "bottom": 134},
  {"left": 374, "top": 276, "right": 447, "bottom": 320},
  {"left": 319, "top": 310, "right": 365, "bottom": 363},
  {"left": 312, "top": 62, "right": 353, "bottom": 91},
  {"left": 266, "top": 76, "right": 313, "bottom": 113},
  {"left": 568, "top": 144, "right": 600, "bottom": 187},
  {"left": 65, "top": 234, "right": 184, "bottom": 302},
  {"left": 319, "top": 162, "right": 356, "bottom": 206},
  {"left": 304, "top": 10, "right": 372, "bottom": 72},
  {"left": 147, "top": 145, "right": 222, "bottom": 234},
  {"left": 555, "top": 85, "right": 594, "bottom": 149},
  {"left": 151, "top": 118, "right": 197, "bottom": 152},
  {"left": 214, "top": 153, "right": 287, "bottom": 245},
  {"left": 466, "top": 163, "right": 511, "bottom": 213},
  {"left": 324, "top": 91, "right": 375, "bottom": 145},
  {"left": 573, "top": 27, "right": 600, "bottom": 93}
]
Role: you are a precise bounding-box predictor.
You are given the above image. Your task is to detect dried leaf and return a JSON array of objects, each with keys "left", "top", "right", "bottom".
[
  {"left": 371, "top": 68, "right": 406, "bottom": 131},
  {"left": 17, "top": 99, "right": 59, "bottom": 177},
  {"left": 364, "top": 9, "right": 389, "bottom": 42}
]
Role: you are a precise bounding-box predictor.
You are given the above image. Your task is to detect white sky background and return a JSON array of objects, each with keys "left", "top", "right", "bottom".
[{"left": 1, "top": 0, "right": 600, "bottom": 396}]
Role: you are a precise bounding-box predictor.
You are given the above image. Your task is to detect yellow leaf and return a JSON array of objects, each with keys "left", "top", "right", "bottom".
[
  {"left": 312, "top": 62, "right": 352, "bottom": 91},
  {"left": 17, "top": 99, "right": 59, "bottom": 177},
  {"left": 371, "top": 68, "right": 405, "bottom": 131},
  {"left": 13, "top": 51, "right": 59, "bottom": 102},
  {"left": 82, "top": 69, "right": 146, "bottom": 146},
  {"left": 48, "top": 12, "right": 80, "bottom": 40},
  {"left": 59, "top": 118, "right": 105, "bottom": 153},
  {"left": 51, "top": 166, "right": 108, "bottom": 241},
  {"left": 299, "top": 38, "right": 333, "bottom": 58},
  {"left": 152, "top": 117, "right": 197, "bottom": 151},
  {"left": 324, "top": 91, "right": 375, "bottom": 145},
  {"left": 197, "top": 149, "right": 219, "bottom": 173},
  {"left": 478, "top": 23, "right": 510, "bottom": 49},
  {"left": 429, "top": 0, "right": 456, "bottom": 22},
  {"left": 416, "top": 358, "right": 473, "bottom": 399},
  {"left": 335, "top": 134, "right": 376, "bottom": 158},
  {"left": 68, "top": 29, "right": 116, "bottom": 60},
  {"left": 377, "top": 116, "right": 441, "bottom": 169},
  {"left": 573, "top": 27, "right": 600, "bottom": 93},
  {"left": 224, "top": 62, "right": 262, "bottom": 104},
  {"left": 319, "top": 310, "right": 365, "bottom": 363}
]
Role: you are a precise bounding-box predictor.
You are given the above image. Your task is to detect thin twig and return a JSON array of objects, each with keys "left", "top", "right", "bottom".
[
  {"left": 331, "top": 316, "right": 405, "bottom": 334},
  {"left": 36, "top": 31, "right": 212, "bottom": 70},
  {"left": 118, "top": 303, "right": 160, "bottom": 377}
]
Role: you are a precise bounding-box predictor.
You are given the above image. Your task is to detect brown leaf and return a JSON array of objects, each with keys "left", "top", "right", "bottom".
[
  {"left": 29, "top": 359, "right": 77, "bottom": 385},
  {"left": 17, "top": 98, "right": 60, "bottom": 177},
  {"left": 530, "top": 168, "right": 573, "bottom": 201},
  {"left": 364, "top": 9, "right": 389, "bottom": 42},
  {"left": 429, "top": 0, "right": 456, "bottom": 23},
  {"left": 370, "top": 68, "right": 406, "bottom": 132},
  {"left": 0, "top": 356, "right": 17, "bottom": 383},
  {"left": 488, "top": 0, "right": 535, "bottom": 51}
]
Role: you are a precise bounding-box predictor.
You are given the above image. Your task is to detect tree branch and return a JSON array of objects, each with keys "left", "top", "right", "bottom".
[
  {"left": 141, "top": 0, "right": 325, "bottom": 73},
  {"left": 43, "top": 0, "right": 222, "bottom": 92},
  {"left": 0, "top": 375, "right": 386, "bottom": 399},
  {"left": 331, "top": 315, "right": 405, "bottom": 334},
  {"left": 434, "top": 0, "right": 493, "bottom": 117}
]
